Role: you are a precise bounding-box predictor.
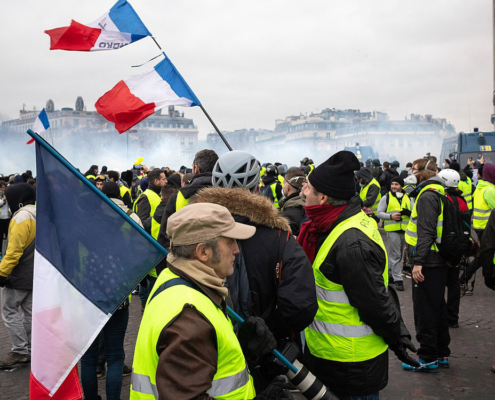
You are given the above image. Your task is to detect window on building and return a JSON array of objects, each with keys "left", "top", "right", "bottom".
[
  {"left": 326, "top": 132, "right": 331, "bottom": 139},
  {"left": 180, "top": 137, "right": 185, "bottom": 145}
]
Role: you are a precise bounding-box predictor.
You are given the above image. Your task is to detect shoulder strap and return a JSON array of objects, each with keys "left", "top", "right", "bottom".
[
  {"left": 149, "top": 277, "right": 202, "bottom": 303},
  {"left": 126, "top": 209, "right": 134, "bottom": 217},
  {"left": 260, "top": 230, "right": 290, "bottom": 320}
]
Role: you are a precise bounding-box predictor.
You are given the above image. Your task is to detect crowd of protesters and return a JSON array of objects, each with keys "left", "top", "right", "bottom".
[{"left": 1, "top": 148, "right": 495, "bottom": 400}]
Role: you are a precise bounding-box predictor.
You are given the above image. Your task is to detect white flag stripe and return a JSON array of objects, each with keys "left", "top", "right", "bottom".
[
  {"left": 124, "top": 68, "right": 193, "bottom": 110},
  {"left": 31, "top": 250, "right": 110, "bottom": 395}
]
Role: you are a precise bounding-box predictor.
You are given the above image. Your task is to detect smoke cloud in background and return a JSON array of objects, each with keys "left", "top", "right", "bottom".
[{"left": 1, "top": 0, "right": 490, "bottom": 174}]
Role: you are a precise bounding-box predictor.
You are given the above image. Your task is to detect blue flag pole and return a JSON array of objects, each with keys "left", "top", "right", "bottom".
[{"left": 28, "top": 128, "right": 296, "bottom": 373}]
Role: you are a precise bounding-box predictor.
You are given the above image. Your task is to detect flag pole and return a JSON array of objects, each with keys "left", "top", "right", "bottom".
[{"left": 150, "top": 37, "right": 233, "bottom": 151}]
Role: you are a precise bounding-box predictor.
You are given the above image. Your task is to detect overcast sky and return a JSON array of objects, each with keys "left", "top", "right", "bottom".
[{"left": 1, "top": 0, "right": 493, "bottom": 137}]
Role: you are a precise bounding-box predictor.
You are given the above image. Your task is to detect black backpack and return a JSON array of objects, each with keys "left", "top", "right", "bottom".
[{"left": 431, "top": 191, "right": 472, "bottom": 266}]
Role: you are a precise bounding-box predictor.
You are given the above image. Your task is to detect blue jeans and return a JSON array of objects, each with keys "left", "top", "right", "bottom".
[
  {"left": 81, "top": 307, "right": 129, "bottom": 400},
  {"left": 339, "top": 393, "right": 379, "bottom": 400},
  {"left": 139, "top": 276, "right": 157, "bottom": 307}
]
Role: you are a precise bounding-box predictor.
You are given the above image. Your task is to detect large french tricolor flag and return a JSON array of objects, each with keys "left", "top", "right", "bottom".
[
  {"left": 45, "top": 0, "right": 150, "bottom": 52},
  {"left": 27, "top": 109, "right": 50, "bottom": 144},
  {"left": 95, "top": 57, "right": 201, "bottom": 133},
  {"left": 29, "top": 130, "right": 165, "bottom": 399}
]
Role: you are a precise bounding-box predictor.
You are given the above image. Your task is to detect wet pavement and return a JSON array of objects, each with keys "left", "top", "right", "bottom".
[{"left": 1, "top": 260, "right": 494, "bottom": 399}]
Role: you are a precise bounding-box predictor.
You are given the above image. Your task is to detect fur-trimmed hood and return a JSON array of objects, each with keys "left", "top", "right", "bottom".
[{"left": 190, "top": 187, "right": 291, "bottom": 231}]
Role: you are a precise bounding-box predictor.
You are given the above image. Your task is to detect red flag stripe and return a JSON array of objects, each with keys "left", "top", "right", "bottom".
[
  {"left": 45, "top": 20, "right": 100, "bottom": 52},
  {"left": 95, "top": 80, "right": 155, "bottom": 134},
  {"left": 30, "top": 367, "right": 83, "bottom": 400}
]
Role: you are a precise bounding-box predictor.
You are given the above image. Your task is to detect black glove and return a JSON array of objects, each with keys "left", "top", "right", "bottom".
[
  {"left": 484, "top": 276, "right": 495, "bottom": 290},
  {"left": 0, "top": 276, "right": 6, "bottom": 287},
  {"left": 237, "top": 316, "right": 277, "bottom": 364},
  {"left": 255, "top": 376, "right": 294, "bottom": 400},
  {"left": 400, "top": 209, "right": 412, "bottom": 217},
  {"left": 389, "top": 337, "right": 420, "bottom": 367}
]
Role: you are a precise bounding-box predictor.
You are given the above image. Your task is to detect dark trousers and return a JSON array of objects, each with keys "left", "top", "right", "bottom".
[
  {"left": 446, "top": 267, "right": 460, "bottom": 326},
  {"left": 81, "top": 307, "right": 129, "bottom": 400},
  {"left": 139, "top": 275, "right": 157, "bottom": 307},
  {"left": 465, "top": 229, "right": 484, "bottom": 283},
  {"left": 0, "top": 219, "right": 9, "bottom": 253},
  {"left": 412, "top": 267, "right": 451, "bottom": 362}
]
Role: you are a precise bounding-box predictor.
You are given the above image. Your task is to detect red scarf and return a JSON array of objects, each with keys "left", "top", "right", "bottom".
[{"left": 297, "top": 204, "right": 348, "bottom": 263}]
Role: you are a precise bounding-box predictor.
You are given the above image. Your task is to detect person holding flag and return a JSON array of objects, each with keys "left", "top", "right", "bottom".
[{"left": 131, "top": 203, "right": 292, "bottom": 400}]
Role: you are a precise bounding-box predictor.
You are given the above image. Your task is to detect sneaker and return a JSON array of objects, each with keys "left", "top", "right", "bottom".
[
  {"left": 402, "top": 358, "right": 439, "bottom": 373},
  {"left": 0, "top": 352, "right": 30, "bottom": 369},
  {"left": 465, "top": 289, "right": 473, "bottom": 296},
  {"left": 396, "top": 281, "right": 404, "bottom": 291},
  {"left": 438, "top": 357, "right": 449, "bottom": 368},
  {"left": 131, "top": 289, "right": 139, "bottom": 295},
  {"left": 123, "top": 364, "right": 132, "bottom": 376},
  {"left": 403, "top": 270, "right": 412, "bottom": 278}
]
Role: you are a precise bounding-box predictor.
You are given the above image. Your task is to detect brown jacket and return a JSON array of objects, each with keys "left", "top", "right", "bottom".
[{"left": 155, "top": 264, "right": 227, "bottom": 400}]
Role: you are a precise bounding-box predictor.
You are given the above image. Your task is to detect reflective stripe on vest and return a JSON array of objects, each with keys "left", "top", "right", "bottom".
[
  {"left": 130, "top": 269, "right": 255, "bottom": 400},
  {"left": 176, "top": 190, "right": 190, "bottom": 210},
  {"left": 383, "top": 192, "right": 410, "bottom": 232},
  {"left": 133, "top": 189, "right": 161, "bottom": 217},
  {"left": 131, "top": 366, "right": 250, "bottom": 399},
  {"left": 359, "top": 178, "right": 381, "bottom": 215},
  {"left": 458, "top": 177, "right": 473, "bottom": 210},
  {"left": 473, "top": 182, "right": 495, "bottom": 230},
  {"left": 305, "top": 211, "right": 389, "bottom": 362},
  {"left": 85, "top": 174, "right": 96, "bottom": 180},
  {"left": 404, "top": 184, "right": 444, "bottom": 251}
]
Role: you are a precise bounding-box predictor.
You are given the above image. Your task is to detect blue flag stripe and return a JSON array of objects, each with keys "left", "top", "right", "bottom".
[
  {"left": 30, "top": 130, "right": 166, "bottom": 314},
  {"left": 109, "top": 0, "right": 152, "bottom": 37},
  {"left": 154, "top": 57, "right": 201, "bottom": 107},
  {"left": 39, "top": 109, "right": 50, "bottom": 130}
]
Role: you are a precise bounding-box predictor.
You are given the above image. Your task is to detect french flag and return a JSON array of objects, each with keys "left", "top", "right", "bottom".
[
  {"left": 95, "top": 57, "right": 201, "bottom": 133},
  {"left": 45, "top": 0, "right": 150, "bottom": 52},
  {"left": 28, "top": 130, "right": 165, "bottom": 399},
  {"left": 27, "top": 109, "right": 50, "bottom": 144}
]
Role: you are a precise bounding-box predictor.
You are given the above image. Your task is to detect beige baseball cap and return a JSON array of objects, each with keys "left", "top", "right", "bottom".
[{"left": 166, "top": 203, "right": 256, "bottom": 246}]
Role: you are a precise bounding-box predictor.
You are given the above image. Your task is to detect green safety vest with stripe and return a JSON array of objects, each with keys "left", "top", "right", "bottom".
[
  {"left": 359, "top": 178, "right": 381, "bottom": 215},
  {"left": 176, "top": 190, "right": 190, "bottom": 211},
  {"left": 383, "top": 192, "right": 410, "bottom": 232},
  {"left": 458, "top": 177, "right": 473, "bottom": 211},
  {"left": 270, "top": 182, "right": 280, "bottom": 209},
  {"left": 133, "top": 189, "right": 161, "bottom": 278},
  {"left": 133, "top": 189, "right": 161, "bottom": 217},
  {"left": 473, "top": 181, "right": 495, "bottom": 230},
  {"left": 305, "top": 211, "right": 389, "bottom": 362},
  {"left": 130, "top": 269, "right": 256, "bottom": 400},
  {"left": 120, "top": 185, "right": 131, "bottom": 201},
  {"left": 404, "top": 183, "right": 444, "bottom": 251}
]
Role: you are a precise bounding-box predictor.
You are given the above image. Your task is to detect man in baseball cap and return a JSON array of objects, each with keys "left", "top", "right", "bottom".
[{"left": 132, "top": 203, "right": 289, "bottom": 400}]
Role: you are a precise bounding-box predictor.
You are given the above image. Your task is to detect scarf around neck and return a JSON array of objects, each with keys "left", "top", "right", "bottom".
[
  {"left": 297, "top": 204, "right": 348, "bottom": 263},
  {"left": 167, "top": 254, "right": 228, "bottom": 297}
]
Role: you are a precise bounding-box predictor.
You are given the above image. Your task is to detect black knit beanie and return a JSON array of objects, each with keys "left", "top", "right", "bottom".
[
  {"left": 308, "top": 151, "right": 360, "bottom": 199},
  {"left": 391, "top": 176, "right": 405, "bottom": 187}
]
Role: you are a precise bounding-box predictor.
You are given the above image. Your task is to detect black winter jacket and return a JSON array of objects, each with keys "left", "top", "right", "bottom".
[
  {"left": 408, "top": 177, "right": 446, "bottom": 268},
  {"left": 280, "top": 192, "right": 305, "bottom": 236},
  {"left": 380, "top": 168, "right": 398, "bottom": 195},
  {"left": 157, "top": 173, "right": 213, "bottom": 248},
  {"left": 303, "top": 195, "right": 405, "bottom": 396},
  {"left": 190, "top": 187, "right": 317, "bottom": 341}
]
